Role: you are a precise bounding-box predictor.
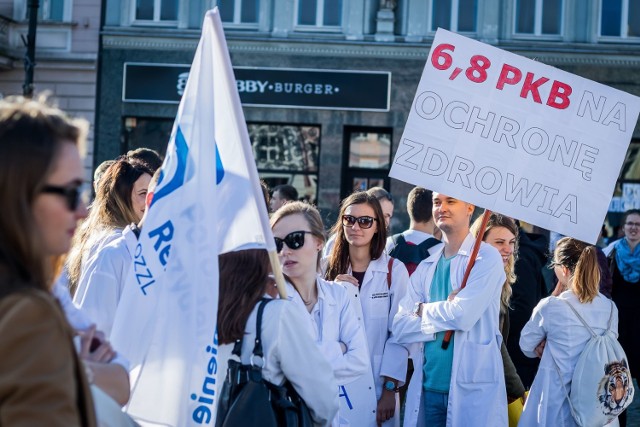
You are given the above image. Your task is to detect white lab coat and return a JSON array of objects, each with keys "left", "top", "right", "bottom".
[
  {"left": 519, "top": 291, "right": 619, "bottom": 427},
  {"left": 216, "top": 298, "right": 339, "bottom": 427},
  {"left": 74, "top": 225, "right": 137, "bottom": 337},
  {"left": 326, "top": 252, "right": 410, "bottom": 427},
  {"left": 287, "top": 278, "right": 371, "bottom": 427},
  {"left": 392, "top": 234, "right": 507, "bottom": 427}
]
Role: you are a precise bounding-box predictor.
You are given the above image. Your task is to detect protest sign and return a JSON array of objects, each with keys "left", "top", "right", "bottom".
[{"left": 390, "top": 29, "right": 640, "bottom": 244}]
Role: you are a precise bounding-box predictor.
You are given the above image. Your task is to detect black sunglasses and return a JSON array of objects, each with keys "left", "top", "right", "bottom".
[
  {"left": 342, "top": 215, "right": 377, "bottom": 229},
  {"left": 41, "top": 185, "right": 82, "bottom": 211},
  {"left": 275, "top": 231, "right": 312, "bottom": 253}
]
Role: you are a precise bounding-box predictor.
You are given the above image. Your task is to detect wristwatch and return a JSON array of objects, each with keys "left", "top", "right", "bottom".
[{"left": 384, "top": 380, "right": 399, "bottom": 393}]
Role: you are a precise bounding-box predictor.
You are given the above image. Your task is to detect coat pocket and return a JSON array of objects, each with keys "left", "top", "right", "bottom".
[{"left": 456, "top": 340, "right": 500, "bottom": 384}]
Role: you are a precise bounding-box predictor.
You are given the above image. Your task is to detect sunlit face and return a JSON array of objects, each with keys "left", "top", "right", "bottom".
[
  {"left": 32, "top": 142, "right": 88, "bottom": 256},
  {"left": 623, "top": 213, "right": 640, "bottom": 245},
  {"left": 379, "top": 199, "right": 394, "bottom": 229},
  {"left": 484, "top": 226, "right": 516, "bottom": 266},
  {"left": 272, "top": 213, "right": 323, "bottom": 280},
  {"left": 343, "top": 203, "right": 378, "bottom": 248},
  {"left": 432, "top": 192, "right": 474, "bottom": 234},
  {"left": 131, "top": 173, "right": 152, "bottom": 222}
]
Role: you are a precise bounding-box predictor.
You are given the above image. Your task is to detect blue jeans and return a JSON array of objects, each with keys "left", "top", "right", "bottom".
[{"left": 422, "top": 389, "right": 448, "bottom": 427}]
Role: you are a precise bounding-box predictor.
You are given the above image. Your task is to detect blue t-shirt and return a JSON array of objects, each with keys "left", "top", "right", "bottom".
[{"left": 423, "top": 254, "right": 456, "bottom": 393}]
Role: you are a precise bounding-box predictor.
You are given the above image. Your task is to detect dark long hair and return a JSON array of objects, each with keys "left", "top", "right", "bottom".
[
  {"left": 217, "top": 249, "right": 272, "bottom": 344},
  {"left": 324, "top": 191, "right": 386, "bottom": 281},
  {"left": 0, "top": 95, "right": 87, "bottom": 293}
]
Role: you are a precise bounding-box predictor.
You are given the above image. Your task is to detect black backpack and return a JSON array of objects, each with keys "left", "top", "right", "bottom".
[
  {"left": 388, "top": 234, "right": 440, "bottom": 276},
  {"left": 216, "top": 298, "right": 312, "bottom": 427}
]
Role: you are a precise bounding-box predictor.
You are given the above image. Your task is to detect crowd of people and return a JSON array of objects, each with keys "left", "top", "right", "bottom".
[{"left": 1, "top": 95, "right": 639, "bottom": 427}]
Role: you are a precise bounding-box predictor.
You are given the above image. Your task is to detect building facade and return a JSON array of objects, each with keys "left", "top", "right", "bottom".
[
  {"left": 96, "top": 0, "right": 640, "bottom": 232},
  {"left": 0, "top": 0, "right": 101, "bottom": 179}
]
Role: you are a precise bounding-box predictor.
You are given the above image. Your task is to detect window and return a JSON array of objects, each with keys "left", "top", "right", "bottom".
[
  {"left": 341, "top": 126, "right": 392, "bottom": 199},
  {"left": 18, "top": 0, "right": 70, "bottom": 22},
  {"left": 219, "top": 0, "right": 259, "bottom": 26},
  {"left": 296, "top": 0, "right": 343, "bottom": 29},
  {"left": 514, "top": 0, "right": 563, "bottom": 36},
  {"left": 430, "top": 0, "right": 478, "bottom": 33},
  {"left": 134, "top": 0, "right": 178, "bottom": 23},
  {"left": 600, "top": 0, "right": 640, "bottom": 38},
  {"left": 249, "top": 123, "right": 320, "bottom": 204}
]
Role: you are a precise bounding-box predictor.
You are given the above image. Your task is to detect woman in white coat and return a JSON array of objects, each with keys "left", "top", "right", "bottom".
[
  {"left": 271, "top": 202, "right": 370, "bottom": 426},
  {"left": 216, "top": 249, "right": 339, "bottom": 427},
  {"left": 324, "top": 191, "right": 409, "bottom": 427},
  {"left": 519, "top": 237, "right": 620, "bottom": 426}
]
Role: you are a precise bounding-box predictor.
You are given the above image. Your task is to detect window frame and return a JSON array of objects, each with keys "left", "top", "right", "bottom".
[
  {"left": 598, "top": 0, "right": 640, "bottom": 41},
  {"left": 293, "top": 0, "right": 344, "bottom": 33},
  {"left": 219, "top": 0, "right": 260, "bottom": 29},
  {"left": 427, "top": 0, "right": 479, "bottom": 35},
  {"left": 511, "top": 0, "right": 565, "bottom": 40},
  {"left": 130, "top": 0, "right": 179, "bottom": 27},
  {"left": 15, "top": 0, "right": 72, "bottom": 22}
]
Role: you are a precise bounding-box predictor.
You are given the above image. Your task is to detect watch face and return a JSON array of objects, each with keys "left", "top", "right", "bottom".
[{"left": 384, "top": 381, "right": 395, "bottom": 390}]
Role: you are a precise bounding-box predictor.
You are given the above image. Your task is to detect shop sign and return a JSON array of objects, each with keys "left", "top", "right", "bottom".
[{"left": 123, "top": 63, "right": 390, "bottom": 111}]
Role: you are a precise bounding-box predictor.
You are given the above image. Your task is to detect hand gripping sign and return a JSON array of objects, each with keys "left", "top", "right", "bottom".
[{"left": 390, "top": 29, "right": 640, "bottom": 244}]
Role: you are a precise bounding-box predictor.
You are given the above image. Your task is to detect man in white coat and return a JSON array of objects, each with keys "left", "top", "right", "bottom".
[{"left": 392, "top": 193, "right": 507, "bottom": 427}]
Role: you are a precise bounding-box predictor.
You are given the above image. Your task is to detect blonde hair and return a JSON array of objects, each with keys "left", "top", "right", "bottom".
[
  {"left": 554, "top": 237, "right": 600, "bottom": 303},
  {"left": 471, "top": 213, "right": 518, "bottom": 312},
  {"left": 270, "top": 201, "right": 326, "bottom": 270}
]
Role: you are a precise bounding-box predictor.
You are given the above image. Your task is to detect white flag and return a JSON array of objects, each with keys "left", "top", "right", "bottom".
[{"left": 110, "top": 8, "right": 275, "bottom": 426}]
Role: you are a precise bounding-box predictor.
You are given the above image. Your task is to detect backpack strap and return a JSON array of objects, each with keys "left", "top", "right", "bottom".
[
  {"left": 387, "top": 257, "right": 394, "bottom": 290},
  {"left": 561, "top": 299, "right": 597, "bottom": 338}
]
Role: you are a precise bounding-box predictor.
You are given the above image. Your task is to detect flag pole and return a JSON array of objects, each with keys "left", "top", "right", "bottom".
[
  {"left": 441, "top": 208, "right": 492, "bottom": 350},
  {"left": 268, "top": 250, "right": 288, "bottom": 299}
]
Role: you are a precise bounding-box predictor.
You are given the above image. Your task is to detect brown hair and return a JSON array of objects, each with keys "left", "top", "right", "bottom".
[
  {"left": 324, "top": 191, "right": 386, "bottom": 281},
  {"left": 407, "top": 187, "right": 433, "bottom": 223},
  {"left": 67, "top": 159, "right": 152, "bottom": 294},
  {"left": 471, "top": 213, "right": 518, "bottom": 312},
  {"left": 270, "top": 201, "right": 326, "bottom": 266},
  {"left": 0, "top": 95, "right": 87, "bottom": 293},
  {"left": 554, "top": 237, "right": 600, "bottom": 303},
  {"left": 217, "top": 249, "right": 272, "bottom": 344}
]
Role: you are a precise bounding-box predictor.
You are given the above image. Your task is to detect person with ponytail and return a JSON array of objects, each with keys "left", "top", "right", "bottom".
[{"left": 519, "top": 237, "right": 619, "bottom": 426}]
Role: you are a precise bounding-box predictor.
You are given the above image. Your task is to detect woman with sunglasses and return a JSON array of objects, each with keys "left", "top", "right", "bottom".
[
  {"left": 324, "top": 191, "right": 409, "bottom": 427},
  {"left": 66, "top": 158, "right": 152, "bottom": 297},
  {"left": 0, "top": 96, "right": 97, "bottom": 425},
  {"left": 271, "top": 202, "right": 369, "bottom": 426}
]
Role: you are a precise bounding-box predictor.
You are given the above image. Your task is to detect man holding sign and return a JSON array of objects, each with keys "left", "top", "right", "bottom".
[{"left": 393, "top": 192, "right": 506, "bottom": 427}]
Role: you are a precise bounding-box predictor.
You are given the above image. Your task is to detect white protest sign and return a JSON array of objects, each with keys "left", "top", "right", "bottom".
[{"left": 390, "top": 29, "right": 640, "bottom": 244}]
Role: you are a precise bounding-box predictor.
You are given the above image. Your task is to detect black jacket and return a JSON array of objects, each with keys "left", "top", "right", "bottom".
[{"left": 506, "top": 230, "right": 549, "bottom": 389}]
